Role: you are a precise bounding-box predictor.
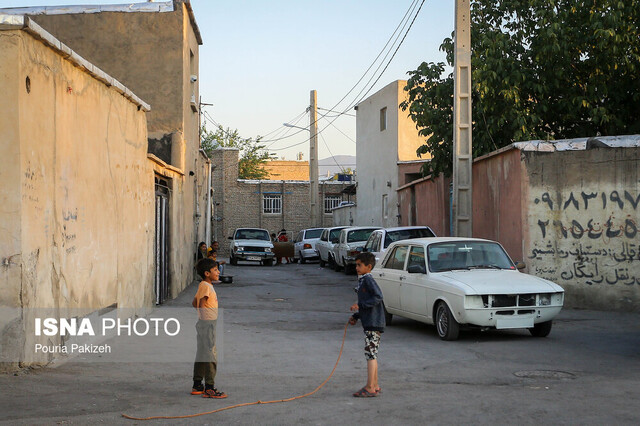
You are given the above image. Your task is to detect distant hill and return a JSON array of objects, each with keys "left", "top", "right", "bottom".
[{"left": 319, "top": 155, "right": 356, "bottom": 178}]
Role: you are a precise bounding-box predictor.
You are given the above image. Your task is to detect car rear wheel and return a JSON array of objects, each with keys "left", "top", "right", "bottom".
[
  {"left": 300, "top": 255, "right": 306, "bottom": 264},
  {"left": 529, "top": 320, "right": 552, "bottom": 337},
  {"left": 319, "top": 258, "right": 326, "bottom": 267},
  {"left": 435, "top": 302, "right": 460, "bottom": 341}
]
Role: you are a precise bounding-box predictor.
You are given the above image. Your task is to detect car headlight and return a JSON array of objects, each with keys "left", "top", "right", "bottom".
[
  {"left": 236, "top": 246, "right": 244, "bottom": 252},
  {"left": 465, "top": 295, "right": 485, "bottom": 309},
  {"left": 265, "top": 247, "right": 272, "bottom": 253},
  {"left": 538, "top": 294, "right": 551, "bottom": 306}
]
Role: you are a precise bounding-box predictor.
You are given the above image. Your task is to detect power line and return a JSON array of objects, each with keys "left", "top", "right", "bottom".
[
  {"left": 266, "top": 0, "right": 421, "bottom": 152},
  {"left": 317, "top": 107, "right": 356, "bottom": 117},
  {"left": 320, "top": 115, "right": 356, "bottom": 144},
  {"left": 319, "top": 131, "right": 346, "bottom": 174}
]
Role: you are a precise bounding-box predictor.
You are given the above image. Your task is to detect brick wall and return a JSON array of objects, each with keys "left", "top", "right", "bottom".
[{"left": 211, "top": 149, "right": 355, "bottom": 255}]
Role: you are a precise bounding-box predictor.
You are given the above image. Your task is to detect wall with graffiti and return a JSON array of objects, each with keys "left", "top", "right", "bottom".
[{"left": 524, "top": 147, "right": 640, "bottom": 311}]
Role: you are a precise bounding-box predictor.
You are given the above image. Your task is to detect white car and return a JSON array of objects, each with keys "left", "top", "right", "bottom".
[
  {"left": 293, "top": 228, "right": 324, "bottom": 263},
  {"left": 374, "top": 237, "right": 564, "bottom": 340},
  {"left": 333, "top": 226, "right": 381, "bottom": 274},
  {"left": 316, "top": 226, "right": 348, "bottom": 267},
  {"left": 363, "top": 226, "right": 436, "bottom": 263},
  {"left": 228, "top": 228, "right": 275, "bottom": 266}
]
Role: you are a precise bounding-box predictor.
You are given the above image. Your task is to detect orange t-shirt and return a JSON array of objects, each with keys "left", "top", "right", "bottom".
[{"left": 194, "top": 280, "right": 218, "bottom": 320}]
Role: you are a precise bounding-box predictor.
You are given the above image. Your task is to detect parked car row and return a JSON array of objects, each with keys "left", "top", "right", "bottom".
[{"left": 227, "top": 226, "right": 564, "bottom": 341}]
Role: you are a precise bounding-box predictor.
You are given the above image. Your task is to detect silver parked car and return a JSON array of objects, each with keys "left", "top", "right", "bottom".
[
  {"left": 293, "top": 228, "right": 324, "bottom": 263},
  {"left": 315, "top": 226, "right": 348, "bottom": 267},
  {"left": 332, "top": 226, "right": 381, "bottom": 274},
  {"left": 363, "top": 226, "right": 436, "bottom": 263}
]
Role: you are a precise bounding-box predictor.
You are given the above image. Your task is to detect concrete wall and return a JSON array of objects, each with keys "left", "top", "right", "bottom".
[
  {"left": 472, "top": 148, "right": 524, "bottom": 262},
  {"left": 263, "top": 160, "right": 310, "bottom": 181},
  {"left": 523, "top": 147, "right": 640, "bottom": 311},
  {"left": 398, "top": 176, "right": 451, "bottom": 237},
  {"left": 396, "top": 139, "right": 640, "bottom": 312},
  {"left": 355, "top": 80, "right": 425, "bottom": 227},
  {"left": 26, "top": 4, "right": 208, "bottom": 297},
  {"left": 211, "top": 149, "right": 353, "bottom": 256},
  {"left": 332, "top": 205, "right": 357, "bottom": 227},
  {"left": 0, "top": 29, "right": 153, "bottom": 368}
]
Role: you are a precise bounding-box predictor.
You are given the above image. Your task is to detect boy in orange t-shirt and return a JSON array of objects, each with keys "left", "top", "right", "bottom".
[{"left": 191, "top": 258, "right": 227, "bottom": 398}]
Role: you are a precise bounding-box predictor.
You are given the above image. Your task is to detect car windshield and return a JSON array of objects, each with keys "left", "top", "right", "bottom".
[
  {"left": 329, "top": 229, "right": 344, "bottom": 241},
  {"left": 384, "top": 228, "right": 436, "bottom": 248},
  {"left": 347, "top": 229, "right": 376, "bottom": 243},
  {"left": 427, "top": 241, "right": 514, "bottom": 272},
  {"left": 305, "top": 229, "right": 323, "bottom": 239},
  {"left": 235, "top": 229, "right": 270, "bottom": 241}
]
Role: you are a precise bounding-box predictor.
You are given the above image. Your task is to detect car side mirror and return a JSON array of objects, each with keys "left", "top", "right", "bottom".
[
  {"left": 361, "top": 247, "right": 368, "bottom": 253},
  {"left": 515, "top": 261, "right": 526, "bottom": 270},
  {"left": 407, "top": 264, "right": 426, "bottom": 274}
]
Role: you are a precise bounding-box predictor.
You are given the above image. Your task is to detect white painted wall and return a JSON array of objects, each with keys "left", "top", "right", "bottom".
[{"left": 355, "top": 80, "right": 424, "bottom": 227}]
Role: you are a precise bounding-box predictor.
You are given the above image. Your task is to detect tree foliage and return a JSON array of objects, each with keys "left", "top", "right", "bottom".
[
  {"left": 201, "top": 125, "right": 275, "bottom": 180},
  {"left": 401, "top": 0, "right": 640, "bottom": 178}
]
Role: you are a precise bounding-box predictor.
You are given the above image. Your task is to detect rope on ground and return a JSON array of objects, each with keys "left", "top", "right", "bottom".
[{"left": 121, "top": 321, "right": 349, "bottom": 421}]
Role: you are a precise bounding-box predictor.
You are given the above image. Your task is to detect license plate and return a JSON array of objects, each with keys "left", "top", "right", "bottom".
[
  {"left": 247, "top": 256, "right": 261, "bottom": 261},
  {"left": 496, "top": 316, "right": 534, "bottom": 329}
]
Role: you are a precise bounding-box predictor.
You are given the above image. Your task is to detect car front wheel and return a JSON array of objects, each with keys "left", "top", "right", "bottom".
[
  {"left": 230, "top": 254, "right": 238, "bottom": 266},
  {"left": 529, "top": 320, "right": 552, "bottom": 337},
  {"left": 319, "top": 258, "right": 326, "bottom": 267},
  {"left": 435, "top": 302, "right": 460, "bottom": 341},
  {"left": 300, "top": 255, "right": 306, "bottom": 264}
]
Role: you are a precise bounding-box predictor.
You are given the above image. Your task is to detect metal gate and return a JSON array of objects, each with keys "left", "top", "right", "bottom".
[{"left": 154, "top": 177, "right": 170, "bottom": 305}]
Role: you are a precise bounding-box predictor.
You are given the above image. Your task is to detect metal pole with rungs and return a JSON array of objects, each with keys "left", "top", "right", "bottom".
[
  {"left": 453, "top": 0, "right": 472, "bottom": 237},
  {"left": 309, "top": 90, "right": 319, "bottom": 227}
]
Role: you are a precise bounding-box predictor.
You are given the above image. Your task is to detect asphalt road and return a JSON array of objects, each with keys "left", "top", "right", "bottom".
[{"left": 1, "top": 260, "right": 639, "bottom": 425}]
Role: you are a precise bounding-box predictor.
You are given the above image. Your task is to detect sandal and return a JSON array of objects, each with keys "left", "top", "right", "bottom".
[{"left": 353, "top": 387, "right": 378, "bottom": 398}]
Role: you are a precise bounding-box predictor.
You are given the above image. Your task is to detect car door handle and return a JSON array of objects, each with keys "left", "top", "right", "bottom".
[
  {"left": 378, "top": 272, "right": 385, "bottom": 277},
  {"left": 399, "top": 276, "right": 405, "bottom": 281}
]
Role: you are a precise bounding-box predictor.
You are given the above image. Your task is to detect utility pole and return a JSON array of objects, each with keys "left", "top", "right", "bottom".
[
  {"left": 309, "top": 90, "right": 319, "bottom": 227},
  {"left": 452, "top": 0, "right": 472, "bottom": 237}
]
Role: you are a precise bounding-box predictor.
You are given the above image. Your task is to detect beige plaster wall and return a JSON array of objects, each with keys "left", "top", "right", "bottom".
[
  {"left": 30, "top": 5, "right": 208, "bottom": 296},
  {"left": 29, "top": 10, "right": 184, "bottom": 134},
  {"left": 523, "top": 148, "right": 640, "bottom": 312},
  {"left": 0, "top": 30, "right": 154, "bottom": 367}
]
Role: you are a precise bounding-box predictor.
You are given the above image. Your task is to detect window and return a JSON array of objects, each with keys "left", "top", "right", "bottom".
[
  {"left": 383, "top": 246, "right": 408, "bottom": 270},
  {"left": 382, "top": 194, "right": 388, "bottom": 219},
  {"left": 384, "top": 228, "right": 436, "bottom": 248},
  {"left": 380, "top": 107, "right": 387, "bottom": 131},
  {"left": 364, "top": 233, "right": 377, "bottom": 253},
  {"left": 320, "top": 229, "right": 328, "bottom": 242},
  {"left": 263, "top": 194, "right": 282, "bottom": 214},
  {"left": 407, "top": 246, "right": 426, "bottom": 273},
  {"left": 324, "top": 195, "right": 342, "bottom": 213},
  {"left": 305, "top": 229, "right": 323, "bottom": 239}
]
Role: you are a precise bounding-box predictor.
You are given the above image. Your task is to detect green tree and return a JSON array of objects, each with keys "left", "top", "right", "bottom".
[
  {"left": 201, "top": 125, "right": 275, "bottom": 180},
  {"left": 401, "top": 0, "right": 640, "bottom": 178}
]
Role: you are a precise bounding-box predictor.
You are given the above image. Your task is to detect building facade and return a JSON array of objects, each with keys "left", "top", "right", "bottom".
[
  {"left": 355, "top": 80, "right": 428, "bottom": 227},
  {"left": 0, "top": 16, "right": 153, "bottom": 369},
  {"left": 3, "top": 1, "right": 210, "bottom": 300},
  {"left": 211, "top": 149, "right": 355, "bottom": 256}
]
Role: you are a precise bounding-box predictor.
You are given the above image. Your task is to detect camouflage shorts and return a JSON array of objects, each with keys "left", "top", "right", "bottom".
[{"left": 364, "top": 331, "right": 381, "bottom": 360}]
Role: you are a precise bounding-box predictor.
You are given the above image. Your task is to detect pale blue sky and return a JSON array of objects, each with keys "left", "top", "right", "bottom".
[{"left": 0, "top": 0, "right": 454, "bottom": 163}]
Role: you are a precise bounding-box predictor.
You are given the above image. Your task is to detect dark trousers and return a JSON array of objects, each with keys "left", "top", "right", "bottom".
[{"left": 193, "top": 319, "right": 217, "bottom": 385}]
